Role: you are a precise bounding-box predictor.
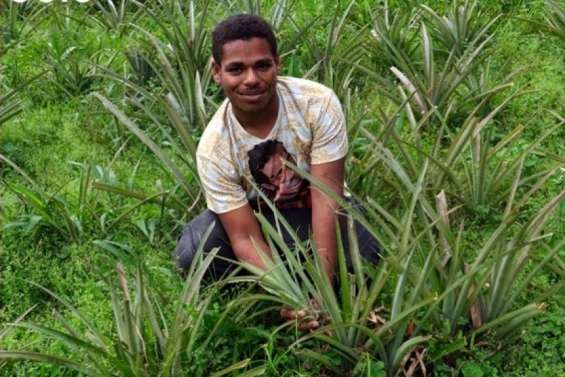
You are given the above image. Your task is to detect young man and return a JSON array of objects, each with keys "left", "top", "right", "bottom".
[{"left": 175, "top": 14, "right": 379, "bottom": 282}]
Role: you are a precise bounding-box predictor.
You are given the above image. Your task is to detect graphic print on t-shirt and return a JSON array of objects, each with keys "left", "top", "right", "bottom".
[
  {"left": 247, "top": 139, "right": 311, "bottom": 209},
  {"left": 196, "top": 77, "right": 348, "bottom": 214}
]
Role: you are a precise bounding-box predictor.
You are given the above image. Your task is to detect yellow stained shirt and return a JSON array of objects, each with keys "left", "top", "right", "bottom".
[{"left": 196, "top": 76, "right": 348, "bottom": 214}]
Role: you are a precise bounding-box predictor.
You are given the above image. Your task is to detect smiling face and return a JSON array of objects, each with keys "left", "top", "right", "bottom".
[
  {"left": 261, "top": 145, "right": 299, "bottom": 197},
  {"left": 212, "top": 37, "right": 280, "bottom": 115},
  {"left": 248, "top": 140, "right": 311, "bottom": 209},
  {"left": 258, "top": 144, "right": 305, "bottom": 203}
]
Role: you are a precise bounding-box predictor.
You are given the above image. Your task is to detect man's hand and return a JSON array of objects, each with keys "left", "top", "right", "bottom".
[
  {"left": 218, "top": 203, "right": 271, "bottom": 270},
  {"left": 310, "top": 158, "right": 345, "bottom": 283}
]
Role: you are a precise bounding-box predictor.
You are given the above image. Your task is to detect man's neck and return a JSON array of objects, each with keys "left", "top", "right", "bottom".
[{"left": 232, "top": 94, "right": 279, "bottom": 139}]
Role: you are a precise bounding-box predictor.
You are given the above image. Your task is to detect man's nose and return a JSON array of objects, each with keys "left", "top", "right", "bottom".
[
  {"left": 243, "top": 68, "right": 259, "bottom": 86},
  {"left": 281, "top": 167, "right": 293, "bottom": 183}
]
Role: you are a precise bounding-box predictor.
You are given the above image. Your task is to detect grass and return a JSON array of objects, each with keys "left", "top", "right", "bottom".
[{"left": 0, "top": 0, "right": 563, "bottom": 376}]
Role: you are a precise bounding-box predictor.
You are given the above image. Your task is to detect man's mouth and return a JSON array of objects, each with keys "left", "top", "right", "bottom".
[
  {"left": 274, "top": 177, "right": 303, "bottom": 201},
  {"left": 238, "top": 90, "right": 266, "bottom": 102}
]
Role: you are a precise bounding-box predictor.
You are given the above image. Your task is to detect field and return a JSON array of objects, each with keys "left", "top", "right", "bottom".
[{"left": 0, "top": 0, "right": 564, "bottom": 376}]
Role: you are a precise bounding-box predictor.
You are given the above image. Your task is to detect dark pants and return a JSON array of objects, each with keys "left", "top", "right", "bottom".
[{"left": 175, "top": 206, "right": 380, "bottom": 277}]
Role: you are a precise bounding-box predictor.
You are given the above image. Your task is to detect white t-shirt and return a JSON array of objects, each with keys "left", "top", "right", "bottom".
[{"left": 196, "top": 76, "right": 348, "bottom": 214}]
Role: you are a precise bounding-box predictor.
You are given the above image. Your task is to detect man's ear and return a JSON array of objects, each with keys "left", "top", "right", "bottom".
[
  {"left": 211, "top": 58, "right": 221, "bottom": 84},
  {"left": 275, "top": 55, "right": 282, "bottom": 74}
]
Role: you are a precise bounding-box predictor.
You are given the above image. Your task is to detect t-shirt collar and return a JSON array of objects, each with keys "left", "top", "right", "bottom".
[{"left": 226, "top": 87, "right": 283, "bottom": 141}]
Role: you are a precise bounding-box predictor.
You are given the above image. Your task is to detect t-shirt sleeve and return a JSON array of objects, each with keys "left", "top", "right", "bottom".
[
  {"left": 310, "top": 91, "right": 348, "bottom": 164},
  {"left": 197, "top": 153, "right": 248, "bottom": 214}
]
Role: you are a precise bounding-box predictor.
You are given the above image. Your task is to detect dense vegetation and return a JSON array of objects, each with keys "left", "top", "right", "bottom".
[{"left": 0, "top": 0, "right": 563, "bottom": 376}]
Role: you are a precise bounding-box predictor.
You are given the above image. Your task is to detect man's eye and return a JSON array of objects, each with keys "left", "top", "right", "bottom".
[
  {"left": 227, "top": 67, "right": 242, "bottom": 74},
  {"left": 269, "top": 168, "right": 283, "bottom": 180},
  {"left": 256, "top": 62, "right": 272, "bottom": 71}
]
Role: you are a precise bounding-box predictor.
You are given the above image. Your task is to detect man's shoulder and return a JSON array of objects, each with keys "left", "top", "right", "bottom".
[
  {"left": 197, "top": 100, "right": 230, "bottom": 159},
  {"left": 278, "top": 76, "right": 335, "bottom": 102}
]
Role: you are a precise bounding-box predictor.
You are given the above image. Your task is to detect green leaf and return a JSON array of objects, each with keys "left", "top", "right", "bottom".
[
  {"left": 0, "top": 351, "right": 103, "bottom": 377},
  {"left": 208, "top": 359, "right": 251, "bottom": 377},
  {"left": 461, "top": 361, "right": 485, "bottom": 377}
]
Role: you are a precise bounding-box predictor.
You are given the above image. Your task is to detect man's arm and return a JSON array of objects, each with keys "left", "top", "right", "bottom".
[
  {"left": 310, "top": 158, "right": 345, "bottom": 283},
  {"left": 218, "top": 204, "right": 271, "bottom": 270}
]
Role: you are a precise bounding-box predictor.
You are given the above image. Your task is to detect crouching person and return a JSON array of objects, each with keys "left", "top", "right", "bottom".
[{"left": 175, "top": 14, "right": 379, "bottom": 287}]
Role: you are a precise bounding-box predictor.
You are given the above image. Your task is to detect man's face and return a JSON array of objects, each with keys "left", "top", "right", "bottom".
[
  {"left": 260, "top": 145, "right": 303, "bottom": 202},
  {"left": 212, "top": 37, "right": 280, "bottom": 114}
]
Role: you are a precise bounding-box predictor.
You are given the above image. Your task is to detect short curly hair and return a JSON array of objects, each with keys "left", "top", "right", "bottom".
[{"left": 212, "top": 14, "right": 277, "bottom": 64}]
